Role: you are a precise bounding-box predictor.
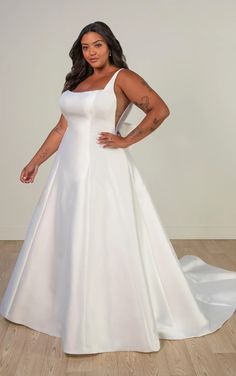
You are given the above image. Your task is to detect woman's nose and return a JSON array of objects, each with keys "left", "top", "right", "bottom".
[{"left": 88, "top": 48, "right": 96, "bottom": 55}]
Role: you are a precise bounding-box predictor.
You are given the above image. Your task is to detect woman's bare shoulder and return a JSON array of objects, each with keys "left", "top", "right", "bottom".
[{"left": 117, "top": 68, "right": 153, "bottom": 92}]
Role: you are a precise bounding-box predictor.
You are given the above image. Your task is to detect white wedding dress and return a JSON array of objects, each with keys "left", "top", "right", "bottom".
[{"left": 1, "top": 68, "right": 236, "bottom": 354}]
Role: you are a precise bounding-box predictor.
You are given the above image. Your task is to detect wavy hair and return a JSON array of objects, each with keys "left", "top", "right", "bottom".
[{"left": 61, "top": 21, "right": 129, "bottom": 93}]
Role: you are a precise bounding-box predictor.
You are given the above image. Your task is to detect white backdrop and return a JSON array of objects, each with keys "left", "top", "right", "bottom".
[{"left": 0, "top": 0, "right": 235, "bottom": 239}]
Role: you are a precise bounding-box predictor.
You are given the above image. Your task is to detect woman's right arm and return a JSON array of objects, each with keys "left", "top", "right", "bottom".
[{"left": 19, "top": 114, "right": 68, "bottom": 184}]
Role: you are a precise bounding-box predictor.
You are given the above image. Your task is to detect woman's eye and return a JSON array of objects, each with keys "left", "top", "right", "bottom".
[{"left": 82, "top": 43, "right": 101, "bottom": 50}]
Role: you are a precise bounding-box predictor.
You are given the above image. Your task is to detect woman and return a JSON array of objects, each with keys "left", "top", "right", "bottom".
[{"left": 1, "top": 21, "right": 236, "bottom": 355}]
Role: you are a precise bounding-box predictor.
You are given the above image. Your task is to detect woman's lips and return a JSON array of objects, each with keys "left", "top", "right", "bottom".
[{"left": 90, "top": 58, "right": 98, "bottom": 62}]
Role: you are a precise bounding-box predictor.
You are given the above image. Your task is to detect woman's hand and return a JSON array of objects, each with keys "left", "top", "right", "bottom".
[
  {"left": 20, "top": 163, "right": 39, "bottom": 184},
  {"left": 96, "top": 131, "right": 129, "bottom": 149}
]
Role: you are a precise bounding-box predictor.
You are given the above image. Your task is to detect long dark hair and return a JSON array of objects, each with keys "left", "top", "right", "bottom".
[{"left": 61, "top": 21, "right": 129, "bottom": 93}]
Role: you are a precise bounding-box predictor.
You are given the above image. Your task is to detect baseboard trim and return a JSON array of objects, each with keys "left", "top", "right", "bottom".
[{"left": 0, "top": 225, "right": 235, "bottom": 240}]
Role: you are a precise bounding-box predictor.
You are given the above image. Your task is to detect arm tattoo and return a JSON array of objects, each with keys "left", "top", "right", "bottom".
[
  {"left": 127, "top": 126, "right": 145, "bottom": 138},
  {"left": 150, "top": 117, "right": 162, "bottom": 132},
  {"left": 124, "top": 114, "right": 165, "bottom": 146},
  {"left": 39, "top": 147, "right": 50, "bottom": 160},
  {"left": 134, "top": 95, "right": 152, "bottom": 113}
]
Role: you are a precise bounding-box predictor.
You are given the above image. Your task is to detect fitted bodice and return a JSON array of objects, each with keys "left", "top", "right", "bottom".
[
  {"left": 59, "top": 68, "right": 133, "bottom": 135},
  {"left": 57, "top": 68, "right": 134, "bottom": 181}
]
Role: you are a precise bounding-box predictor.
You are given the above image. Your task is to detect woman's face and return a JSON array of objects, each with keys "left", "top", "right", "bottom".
[{"left": 81, "top": 32, "right": 110, "bottom": 68}]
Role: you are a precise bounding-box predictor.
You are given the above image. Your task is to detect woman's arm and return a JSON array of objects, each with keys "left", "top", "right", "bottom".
[
  {"left": 118, "top": 69, "right": 170, "bottom": 147},
  {"left": 19, "top": 114, "right": 68, "bottom": 183},
  {"left": 28, "top": 113, "right": 68, "bottom": 166}
]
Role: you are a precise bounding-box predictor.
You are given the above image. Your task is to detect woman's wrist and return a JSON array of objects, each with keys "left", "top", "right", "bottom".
[
  {"left": 122, "top": 136, "right": 132, "bottom": 148},
  {"left": 28, "top": 159, "right": 41, "bottom": 168}
]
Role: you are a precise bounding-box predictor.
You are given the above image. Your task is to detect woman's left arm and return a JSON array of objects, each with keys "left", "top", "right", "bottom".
[{"left": 119, "top": 69, "right": 170, "bottom": 147}]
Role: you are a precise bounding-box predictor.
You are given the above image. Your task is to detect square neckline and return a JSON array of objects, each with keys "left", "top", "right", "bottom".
[{"left": 67, "top": 68, "right": 124, "bottom": 94}]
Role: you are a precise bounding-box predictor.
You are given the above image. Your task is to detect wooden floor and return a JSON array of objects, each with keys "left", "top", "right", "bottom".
[{"left": 0, "top": 239, "right": 236, "bottom": 376}]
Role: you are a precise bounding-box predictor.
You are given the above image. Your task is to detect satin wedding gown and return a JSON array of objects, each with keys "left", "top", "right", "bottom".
[{"left": 1, "top": 68, "right": 236, "bottom": 354}]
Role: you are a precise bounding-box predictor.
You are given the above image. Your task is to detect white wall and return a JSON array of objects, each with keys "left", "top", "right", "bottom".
[{"left": 0, "top": 0, "right": 235, "bottom": 239}]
